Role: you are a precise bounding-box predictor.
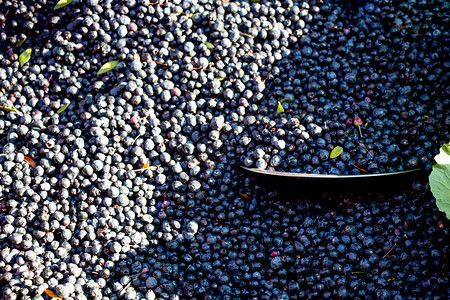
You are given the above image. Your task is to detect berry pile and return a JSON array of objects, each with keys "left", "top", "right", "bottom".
[{"left": 0, "top": 0, "right": 448, "bottom": 299}]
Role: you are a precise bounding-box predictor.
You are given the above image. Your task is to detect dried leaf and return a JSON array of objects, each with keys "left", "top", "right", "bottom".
[
  {"left": 44, "top": 289, "right": 63, "bottom": 300},
  {"left": 239, "top": 193, "right": 251, "bottom": 200},
  {"left": 57, "top": 102, "right": 70, "bottom": 114},
  {"left": 19, "top": 48, "right": 32, "bottom": 67},
  {"left": 276, "top": 102, "right": 284, "bottom": 114},
  {"left": 205, "top": 42, "right": 215, "bottom": 49},
  {"left": 54, "top": 0, "right": 73, "bottom": 10},
  {"left": 330, "top": 146, "right": 343, "bottom": 159},
  {"left": 142, "top": 164, "right": 150, "bottom": 169},
  {"left": 97, "top": 60, "right": 119, "bottom": 75},
  {"left": 23, "top": 156, "right": 36, "bottom": 168}
]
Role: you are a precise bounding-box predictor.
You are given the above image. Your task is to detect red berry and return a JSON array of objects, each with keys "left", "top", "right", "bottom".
[
  {"left": 128, "top": 22, "right": 138, "bottom": 32},
  {"left": 172, "top": 87, "right": 181, "bottom": 97},
  {"left": 353, "top": 117, "right": 363, "bottom": 126},
  {"left": 271, "top": 250, "right": 279, "bottom": 257},
  {"left": 345, "top": 118, "right": 353, "bottom": 126}
]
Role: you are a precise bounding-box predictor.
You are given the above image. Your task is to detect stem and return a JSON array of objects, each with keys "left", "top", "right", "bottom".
[
  {"left": 382, "top": 243, "right": 397, "bottom": 259},
  {"left": 358, "top": 125, "right": 362, "bottom": 138},
  {"left": 132, "top": 134, "right": 142, "bottom": 145}
]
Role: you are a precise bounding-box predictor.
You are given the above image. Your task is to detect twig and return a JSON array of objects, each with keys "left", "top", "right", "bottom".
[
  {"left": 382, "top": 243, "right": 397, "bottom": 259},
  {"left": 352, "top": 164, "right": 368, "bottom": 173},
  {"left": 119, "top": 281, "right": 132, "bottom": 299},
  {"left": 150, "top": 60, "right": 167, "bottom": 66},
  {"left": 128, "top": 267, "right": 149, "bottom": 279},
  {"left": 132, "top": 134, "right": 142, "bottom": 145},
  {"left": 239, "top": 31, "right": 254, "bottom": 38},
  {"left": 359, "top": 143, "right": 373, "bottom": 157},
  {"left": 263, "top": 71, "right": 272, "bottom": 83},
  {"left": 9, "top": 101, "right": 23, "bottom": 116}
]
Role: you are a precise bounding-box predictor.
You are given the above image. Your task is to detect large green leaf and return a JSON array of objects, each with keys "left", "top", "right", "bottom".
[
  {"left": 429, "top": 142, "right": 450, "bottom": 220},
  {"left": 19, "top": 48, "right": 32, "bottom": 67},
  {"left": 330, "top": 146, "right": 343, "bottom": 159},
  {"left": 54, "top": 0, "right": 73, "bottom": 10},
  {"left": 97, "top": 60, "right": 119, "bottom": 75}
]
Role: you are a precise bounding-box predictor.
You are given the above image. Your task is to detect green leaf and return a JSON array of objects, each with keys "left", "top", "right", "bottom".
[
  {"left": 0, "top": 106, "right": 18, "bottom": 113},
  {"left": 16, "top": 37, "right": 27, "bottom": 47},
  {"left": 214, "top": 77, "right": 226, "bottom": 81},
  {"left": 277, "top": 102, "right": 284, "bottom": 114},
  {"left": 54, "top": 0, "right": 73, "bottom": 10},
  {"left": 19, "top": 48, "right": 32, "bottom": 67},
  {"left": 330, "top": 146, "right": 343, "bottom": 159},
  {"left": 97, "top": 60, "right": 119, "bottom": 75},
  {"left": 57, "top": 102, "right": 70, "bottom": 114},
  {"left": 280, "top": 98, "right": 293, "bottom": 104},
  {"left": 429, "top": 142, "right": 450, "bottom": 220},
  {"left": 205, "top": 42, "right": 215, "bottom": 49},
  {"left": 249, "top": 0, "right": 261, "bottom": 3}
]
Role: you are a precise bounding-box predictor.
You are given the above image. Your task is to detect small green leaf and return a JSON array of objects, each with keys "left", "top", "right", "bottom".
[
  {"left": 0, "top": 106, "right": 18, "bottom": 113},
  {"left": 57, "top": 102, "right": 70, "bottom": 114},
  {"left": 205, "top": 42, "right": 215, "bottom": 49},
  {"left": 300, "top": 113, "right": 306, "bottom": 119},
  {"left": 249, "top": 0, "right": 261, "bottom": 3},
  {"left": 54, "top": 0, "right": 73, "bottom": 10},
  {"left": 97, "top": 60, "right": 119, "bottom": 75},
  {"left": 214, "top": 77, "right": 226, "bottom": 81},
  {"left": 19, "top": 48, "right": 32, "bottom": 67},
  {"left": 280, "top": 98, "right": 293, "bottom": 104},
  {"left": 330, "top": 146, "right": 343, "bottom": 159},
  {"left": 16, "top": 37, "right": 27, "bottom": 47},
  {"left": 171, "top": 12, "right": 184, "bottom": 16},
  {"left": 277, "top": 102, "right": 285, "bottom": 114},
  {"left": 429, "top": 142, "right": 450, "bottom": 220}
]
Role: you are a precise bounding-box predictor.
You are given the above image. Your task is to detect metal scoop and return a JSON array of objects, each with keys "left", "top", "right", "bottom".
[
  {"left": 240, "top": 166, "right": 422, "bottom": 180},
  {"left": 239, "top": 166, "right": 424, "bottom": 192}
]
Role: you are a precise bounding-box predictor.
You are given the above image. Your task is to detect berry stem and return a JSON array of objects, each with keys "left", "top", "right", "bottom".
[{"left": 382, "top": 243, "right": 397, "bottom": 259}]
